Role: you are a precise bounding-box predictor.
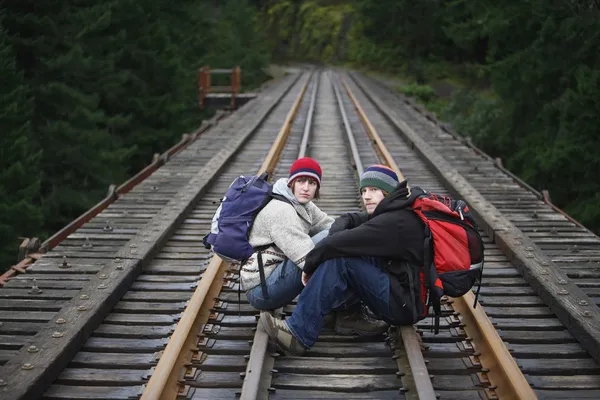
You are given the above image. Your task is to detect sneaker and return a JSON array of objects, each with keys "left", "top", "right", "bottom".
[
  {"left": 335, "top": 304, "right": 389, "bottom": 336},
  {"left": 259, "top": 312, "right": 307, "bottom": 356}
]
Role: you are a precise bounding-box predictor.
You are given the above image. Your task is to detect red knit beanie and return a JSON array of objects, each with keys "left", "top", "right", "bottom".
[{"left": 289, "top": 157, "right": 322, "bottom": 187}]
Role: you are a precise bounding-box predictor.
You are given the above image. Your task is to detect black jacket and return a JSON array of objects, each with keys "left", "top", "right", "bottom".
[{"left": 304, "top": 181, "right": 426, "bottom": 312}]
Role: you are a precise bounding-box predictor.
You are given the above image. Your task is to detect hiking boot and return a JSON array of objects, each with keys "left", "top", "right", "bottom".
[
  {"left": 335, "top": 304, "right": 389, "bottom": 336},
  {"left": 259, "top": 312, "right": 307, "bottom": 356}
]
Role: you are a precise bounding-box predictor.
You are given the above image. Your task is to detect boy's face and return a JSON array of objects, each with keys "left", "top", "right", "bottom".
[{"left": 361, "top": 187, "right": 385, "bottom": 214}]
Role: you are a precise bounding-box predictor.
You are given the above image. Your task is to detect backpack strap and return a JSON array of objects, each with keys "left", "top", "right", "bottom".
[
  {"left": 270, "top": 193, "right": 293, "bottom": 205},
  {"left": 422, "top": 224, "right": 443, "bottom": 334},
  {"left": 257, "top": 250, "right": 269, "bottom": 298}
]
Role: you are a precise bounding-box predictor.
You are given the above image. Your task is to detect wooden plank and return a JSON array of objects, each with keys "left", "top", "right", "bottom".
[
  {"left": 189, "top": 371, "right": 245, "bottom": 388},
  {"left": 499, "top": 330, "right": 575, "bottom": 344},
  {"left": 482, "top": 306, "right": 552, "bottom": 317},
  {"left": 0, "top": 289, "right": 79, "bottom": 300},
  {"left": 0, "top": 311, "right": 56, "bottom": 322},
  {"left": 0, "top": 299, "right": 64, "bottom": 311},
  {"left": 0, "top": 334, "right": 30, "bottom": 348},
  {"left": 122, "top": 288, "right": 194, "bottom": 301},
  {"left": 274, "top": 357, "right": 397, "bottom": 374},
  {"left": 56, "top": 368, "right": 147, "bottom": 385},
  {"left": 268, "top": 390, "right": 405, "bottom": 400},
  {"left": 112, "top": 301, "right": 186, "bottom": 313},
  {"left": 195, "top": 354, "right": 247, "bottom": 370},
  {"left": 0, "top": 349, "right": 18, "bottom": 364},
  {"left": 82, "top": 337, "right": 168, "bottom": 352},
  {"left": 491, "top": 318, "right": 565, "bottom": 330},
  {"left": 271, "top": 373, "right": 400, "bottom": 391},
  {"left": 5, "top": 280, "right": 87, "bottom": 290},
  {"left": 11, "top": 274, "right": 92, "bottom": 281},
  {"left": 518, "top": 358, "right": 600, "bottom": 374},
  {"left": 71, "top": 352, "right": 158, "bottom": 368},
  {"left": 534, "top": 390, "right": 600, "bottom": 399},
  {"left": 508, "top": 343, "right": 590, "bottom": 358},
  {"left": 94, "top": 324, "right": 174, "bottom": 339},
  {"left": 103, "top": 313, "right": 177, "bottom": 325},
  {"left": 477, "top": 296, "right": 545, "bottom": 306},
  {"left": 527, "top": 374, "right": 600, "bottom": 389},
  {"left": 0, "top": 322, "right": 45, "bottom": 335}
]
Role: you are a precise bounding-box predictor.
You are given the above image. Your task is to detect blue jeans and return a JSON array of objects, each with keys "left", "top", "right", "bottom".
[
  {"left": 246, "top": 229, "right": 329, "bottom": 310},
  {"left": 286, "top": 256, "right": 414, "bottom": 348}
]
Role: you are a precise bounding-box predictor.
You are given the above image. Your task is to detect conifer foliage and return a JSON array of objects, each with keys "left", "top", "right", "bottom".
[{"left": 0, "top": 1, "right": 270, "bottom": 271}]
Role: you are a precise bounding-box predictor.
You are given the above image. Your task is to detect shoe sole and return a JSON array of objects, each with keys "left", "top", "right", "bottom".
[{"left": 258, "top": 313, "right": 305, "bottom": 356}]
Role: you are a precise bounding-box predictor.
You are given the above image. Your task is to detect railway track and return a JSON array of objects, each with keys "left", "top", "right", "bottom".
[{"left": 0, "top": 67, "right": 599, "bottom": 400}]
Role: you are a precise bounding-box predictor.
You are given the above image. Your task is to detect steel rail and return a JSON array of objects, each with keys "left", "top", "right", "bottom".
[
  {"left": 297, "top": 70, "right": 319, "bottom": 159},
  {"left": 331, "top": 72, "right": 363, "bottom": 174},
  {"left": 339, "top": 74, "right": 436, "bottom": 400},
  {"left": 239, "top": 71, "right": 319, "bottom": 400},
  {"left": 344, "top": 73, "right": 539, "bottom": 399},
  {"left": 140, "top": 72, "right": 312, "bottom": 400}
]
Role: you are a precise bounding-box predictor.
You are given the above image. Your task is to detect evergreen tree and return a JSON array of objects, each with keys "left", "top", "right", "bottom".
[
  {"left": 0, "top": 20, "right": 42, "bottom": 270},
  {"left": 2, "top": 0, "right": 131, "bottom": 232}
]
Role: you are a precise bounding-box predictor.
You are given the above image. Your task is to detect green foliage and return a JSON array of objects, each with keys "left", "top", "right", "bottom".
[
  {"left": 0, "top": 20, "right": 42, "bottom": 269},
  {"left": 0, "top": 1, "right": 270, "bottom": 271},
  {"left": 400, "top": 84, "right": 436, "bottom": 103},
  {"left": 257, "top": 0, "right": 353, "bottom": 62}
]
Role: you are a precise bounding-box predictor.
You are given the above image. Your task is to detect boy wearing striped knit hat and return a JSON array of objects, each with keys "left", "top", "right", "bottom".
[{"left": 259, "top": 164, "right": 429, "bottom": 355}]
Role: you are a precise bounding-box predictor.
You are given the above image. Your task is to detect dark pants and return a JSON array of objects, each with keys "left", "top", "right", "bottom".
[{"left": 286, "top": 256, "right": 413, "bottom": 348}]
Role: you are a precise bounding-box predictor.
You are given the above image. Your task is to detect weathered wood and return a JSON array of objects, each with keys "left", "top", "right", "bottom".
[
  {"left": 112, "top": 301, "right": 186, "bottom": 313},
  {"left": 499, "top": 330, "right": 575, "bottom": 344},
  {"left": 103, "top": 313, "right": 177, "bottom": 325},
  {"left": 518, "top": 358, "right": 600, "bottom": 374},
  {"left": 352, "top": 71, "right": 600, "bottom": 364},
  {"left": 492, "top": 318, "right": 565, "bottom": 330},
  {"left": 56, "top": 368, "right": 147, "bottom": 385},
  {"left": 94, "top": 324, "right": 174, "bottom": 339},
  {"left": 0, "top": 299, "right": 64, "bottom": 311},
  {"left": 0, "top": 322, "right": 45, "bottom": 335},
  {"left": 122, "top": 291, "right": 190, "bottom": 302},
  {"left": 508, "top": 343, "right": 590, "bottom": 358},
  {"left": 479, "top": 305, "right": 552, "bottom": 317},
  {"left": 268, "top": 390, "right": 404, "bottom": 400},
  {"left": 0, "top": 289, "right": 79, "bottom": 300},
  {"left": 527, "top": 374, "right": 600, "bottom": 389},
  {"left": 70, "top": 352, "right": 158, "bottom": 368},
  {"left": 0, "top": 311, "right": 56, "bottom": 322},
  {"left": 271, "top": 373, "right": 400, "bottom": 391},
  {"left": 82, "top": 337, "right": 168, "bottom": 352},
  {"left": 477, "top": 296, "right": 545, "bottom": 306},
  {"left": 5, "top": 280, "right": 87, "bottom": 290},
  {"left": 194, "top": 354, "right": 247, "bottom": 370},
  {"left": 0, "top": 334, "right": 31, "bottom": 348},
  {"left": 0, "top": 349, "right": 18, "bottom": 364},
  {"left": 534, "top": 390, "right": 600, "bottom": 399},
  {"left": 275, "top": 357, "right": 397, "bottom": 374}
]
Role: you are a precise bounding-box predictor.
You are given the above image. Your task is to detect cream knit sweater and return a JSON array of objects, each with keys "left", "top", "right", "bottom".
[{"left": 239, "top": 178, "right": 333, "bottom": 291}]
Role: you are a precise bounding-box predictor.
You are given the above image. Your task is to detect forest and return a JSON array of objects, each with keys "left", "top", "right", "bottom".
[{"left": 1, "top": 0, "right": 598, "bottom": 271}]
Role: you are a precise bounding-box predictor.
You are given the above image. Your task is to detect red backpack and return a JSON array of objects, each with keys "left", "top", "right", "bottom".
[{"left": 410, "top": 190, "right": 485, "bottom": 333}]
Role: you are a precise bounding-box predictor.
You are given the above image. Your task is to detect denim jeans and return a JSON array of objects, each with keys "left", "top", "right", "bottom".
[
  {"left": 246, "top": 229, "right": 329, "bottom": 310},
  {"left": 286, "top": 256, "right": 412, "bottom": 348}
]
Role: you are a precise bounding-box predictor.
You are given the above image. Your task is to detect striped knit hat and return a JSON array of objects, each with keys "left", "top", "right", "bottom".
[
  {"left": 289, "top": 157, "right": 322, "bottom": 187},
  {"left": 359, "top": 165, "right": 399, "bottom": 194}
]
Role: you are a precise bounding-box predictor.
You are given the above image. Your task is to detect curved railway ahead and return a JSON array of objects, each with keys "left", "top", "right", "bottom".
[{"left": 0, "top": 68, "right": 599, "bottom": 400}]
